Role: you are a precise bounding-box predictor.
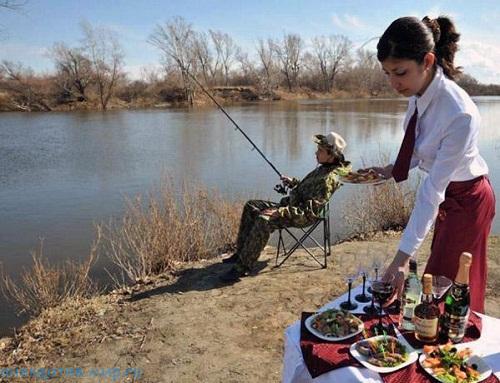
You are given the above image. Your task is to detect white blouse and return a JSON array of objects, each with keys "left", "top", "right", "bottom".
[{"left": 398, "top": 66, "right": 489, "bottom": 256}]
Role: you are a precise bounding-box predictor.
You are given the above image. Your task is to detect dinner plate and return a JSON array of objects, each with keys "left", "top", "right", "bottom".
[
  {"left": 419, "top": 343, "right": 492, "bottom": 383},
  {"left": 304, "top": 311, "right": 364, "bottom": 342},
  {"left": 350, "top": 335, "right": 419, "bottom": 373},
  {"left": 339, "top": 173, "right": 388, "bottom": 185}
]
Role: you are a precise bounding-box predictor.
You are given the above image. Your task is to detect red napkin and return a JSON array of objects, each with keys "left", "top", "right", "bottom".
[{"left": 300, "top": 312, "right": 396, "bottom": 378}]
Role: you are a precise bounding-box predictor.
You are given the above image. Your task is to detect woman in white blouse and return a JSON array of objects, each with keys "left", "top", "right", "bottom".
[{"left": 367, "top": 16, "right": 495, "bottom": 313}]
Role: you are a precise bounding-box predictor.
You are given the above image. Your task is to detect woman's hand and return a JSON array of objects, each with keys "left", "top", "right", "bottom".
[
  {"left": 381, "top": 250, "right": 411, "bottom": 307},
  {"left": 358, "top": 164, "right": 394, "bottom": 180}
]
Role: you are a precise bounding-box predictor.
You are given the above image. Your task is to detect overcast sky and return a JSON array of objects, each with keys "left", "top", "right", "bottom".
[{"left": 1, "top": 0, "right": 499, "bottom": 84}]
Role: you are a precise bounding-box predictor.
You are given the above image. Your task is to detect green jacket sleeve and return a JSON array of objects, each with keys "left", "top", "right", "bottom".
[{"left": 275, "top": 171, "right": 340, "bottom": 226}]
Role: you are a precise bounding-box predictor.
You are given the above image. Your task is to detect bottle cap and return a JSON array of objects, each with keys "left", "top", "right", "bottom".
[
  {"left": 422, "top": 273, "right": 433, "bottom": 293},
  {"left": 409, "top": 259, "right": 417, "bottom": 273}
]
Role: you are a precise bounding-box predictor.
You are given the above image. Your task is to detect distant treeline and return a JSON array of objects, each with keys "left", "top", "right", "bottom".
[{"left": 0, "top": 16, "right": 498, "bottom": 112}]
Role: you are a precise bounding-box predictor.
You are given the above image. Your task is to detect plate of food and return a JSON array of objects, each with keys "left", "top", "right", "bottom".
[
  {"left": 305, "top": 308, "right": 364, "bottom": 342},
  {"left": 339, "top": 169, "right": 387, "bottom": 185},
  {"left": 419, "top": 343, "right": 492, "bottom": 383},
  {"left": 350, "top": 335, "right": 418, "bottom": 373}
]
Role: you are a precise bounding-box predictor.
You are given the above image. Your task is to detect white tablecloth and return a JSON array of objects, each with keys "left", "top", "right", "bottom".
[{"left": 282, "top": 285, "right": 500, "bottom": 383}]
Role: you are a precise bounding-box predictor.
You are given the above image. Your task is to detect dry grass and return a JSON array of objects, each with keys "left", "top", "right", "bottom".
[
  {"left": 0, "top": 294, "right": 126, "bottom": 368},
  {"left": 343, "top": 178, "right": 418, "bottom": 237},
  {"left": 0, "top": 233, "right": 100, "bottom": 317},
  {"left": 100, "top": 178, "right": 243, "bottom": 286}
]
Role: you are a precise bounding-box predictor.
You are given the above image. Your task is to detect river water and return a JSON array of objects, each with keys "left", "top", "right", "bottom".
[{"left": 1, "top": 97, "right": 499, "bottom": 334}]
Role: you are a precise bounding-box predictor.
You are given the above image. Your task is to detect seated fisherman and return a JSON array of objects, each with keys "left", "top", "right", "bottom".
[{"left": 220, "top": 131, "right": 350, "bottom": 283}]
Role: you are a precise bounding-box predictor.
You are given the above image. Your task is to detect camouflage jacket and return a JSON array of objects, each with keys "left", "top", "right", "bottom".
[{"left": 273, "top": 163, "right": 350, "bottom": 227}]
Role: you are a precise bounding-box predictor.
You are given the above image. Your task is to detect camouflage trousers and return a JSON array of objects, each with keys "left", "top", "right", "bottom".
[{"left": 234, "top": 199, "right": 283, "bottom": 272}]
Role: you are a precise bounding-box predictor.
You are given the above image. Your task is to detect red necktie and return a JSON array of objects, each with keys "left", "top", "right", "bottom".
[{"left": 392, "top": 107, "right": 418, "bottom": 182}]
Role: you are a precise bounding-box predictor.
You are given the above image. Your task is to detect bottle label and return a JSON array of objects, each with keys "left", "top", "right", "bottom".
[{"left": 414, "top": 316, "right": 438, "bottom": 338}]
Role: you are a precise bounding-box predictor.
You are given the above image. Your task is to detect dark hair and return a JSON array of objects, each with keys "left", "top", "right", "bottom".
[{"left": 377, "top": 16, "right": 462, "bottom": 80}]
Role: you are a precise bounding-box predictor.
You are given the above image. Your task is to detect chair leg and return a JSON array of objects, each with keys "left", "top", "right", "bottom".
[
  {"left": 276, "top": 225, "right": 326, "bottom": 268},
  {"left": 275, "top": 202, "right": 331, "bottom": 269},
  {"left": 276, "top": 229, "right": 284, "bottom": 266}
]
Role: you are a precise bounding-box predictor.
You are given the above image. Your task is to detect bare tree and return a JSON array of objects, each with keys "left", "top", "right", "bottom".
[
  {"left": 235, "top": 50, "right": 257, "bottom": 85},
  {"left": 140, "top": 65, "right": 163, "bottom": 84},
  {"left": 312, "top": 35, "right": 351, "bottom": 92},
  {"left": 337, "top": 49, "right": 389, "bottom": 95},
  {"left": 272, "top": 33, "right": 303, "bottom": 92},
  {"left": 192, "top": 31, "right": 214, "bottom": 85},
  {"left": 81, "top": 21, "right": 124, "bottom": 110},
  {"left": 148, "top": 16, "right": 195, "bottom": 105},
  {"left": 50, "top": 42, "right": 93, "bottom": 102},
  {"left": 256, "top": 38, "right": 278, "bottom": 93},
  {"left": 210, "top": 30, "right": 238, "bottom": 86},
  {"left": 0, "top": 60, "right": 51, "bottom": 111}
]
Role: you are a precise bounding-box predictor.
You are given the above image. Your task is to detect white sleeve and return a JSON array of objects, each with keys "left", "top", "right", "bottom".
[{"left": 398, "top": 113, "right": 474, "bottom": 256}]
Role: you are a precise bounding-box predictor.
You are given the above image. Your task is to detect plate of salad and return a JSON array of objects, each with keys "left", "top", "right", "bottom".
[
  {"left": 305, "top": 308, "right": 364, "bottom": 341},
  {"left": 419, "top": 343, "right": 492, "bottom": 383},
  {"left": 350, "top": 335, "right": 419, "bottom": 373}
]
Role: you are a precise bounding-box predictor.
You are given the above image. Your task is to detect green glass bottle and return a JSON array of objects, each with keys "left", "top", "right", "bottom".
[
  {"left": 440, "top": 252, "right": 472, "bottom": 343},
  {"left": 400, "top": 259, "right": 422, "bottom": 331}
]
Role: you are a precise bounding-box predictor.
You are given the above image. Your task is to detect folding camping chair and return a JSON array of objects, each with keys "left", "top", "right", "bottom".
[{"left": 274, "top": 202, "right": 331, "bottom": 268}]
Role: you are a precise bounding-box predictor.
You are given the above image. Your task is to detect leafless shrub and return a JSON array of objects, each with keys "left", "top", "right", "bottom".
[
  {"left": 342, "top": 154, "right": 419, "bottom": 237},
  {"left": 100, "top": 178, "right": 243, "bottom": 286},
  {"left": 344, "top": 180, "right": 417, "bottom": 237},
  {"left": 0, "top": 231, "right": 101, "bottom": 317}
]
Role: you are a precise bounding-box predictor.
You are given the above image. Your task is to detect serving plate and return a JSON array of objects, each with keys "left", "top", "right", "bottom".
[
  {"left": 350, "top": 335, "right": 419, "bottom": 373},
  {"left": 304, "top": 309, "right": 364, "bottom": 342},
  {"left": 419, "top": 343, "right": 492, "bottom": 383},
  {"left": 339, "top": 171, "right": 387, "bottom": 185}
]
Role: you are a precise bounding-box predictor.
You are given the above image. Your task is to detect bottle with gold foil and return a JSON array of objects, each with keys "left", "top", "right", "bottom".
[
  {"left": 414, "top": 274, "right": 440, "bottom": 343},
  {"left": 440, "top": 252, "right": 472, "bottom": 343}
]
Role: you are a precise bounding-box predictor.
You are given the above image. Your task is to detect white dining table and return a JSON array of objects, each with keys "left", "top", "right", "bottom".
[{"left": 282, "top": 284, "right": 500, "bottom": 383}]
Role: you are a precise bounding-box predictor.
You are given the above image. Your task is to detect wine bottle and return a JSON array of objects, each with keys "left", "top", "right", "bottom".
[
  {"left": 414, "top": 274, "right": 440, "bottom": 343},
  {"left": 400, "top": 259, "right": 422, "bottom": 331},
  {"left": 440, "top": 252, "right": 472, "bottom": 343}
]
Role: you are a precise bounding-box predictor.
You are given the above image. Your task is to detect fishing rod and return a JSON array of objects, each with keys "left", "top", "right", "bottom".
[{"left": 183, "top": 69, "right": 288, "bottom": 194}]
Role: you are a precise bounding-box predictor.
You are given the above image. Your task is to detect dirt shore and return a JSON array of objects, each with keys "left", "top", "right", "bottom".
[{"left": 1, "top": 233, "right": 499, "bottom": 383}]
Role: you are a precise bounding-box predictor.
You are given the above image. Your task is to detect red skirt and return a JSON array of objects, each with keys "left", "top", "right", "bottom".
[{"left": 424, "top": 176, "right": 496, "bottom": 313}]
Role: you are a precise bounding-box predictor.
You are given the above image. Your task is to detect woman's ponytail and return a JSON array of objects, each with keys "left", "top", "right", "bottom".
[{"left": 423, "top": 16, "right": 462, "bottom": 80}]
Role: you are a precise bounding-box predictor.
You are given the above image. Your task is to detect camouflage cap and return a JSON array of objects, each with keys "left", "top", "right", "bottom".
[{"left": 313, "top": 131, "right": 347, "bottom": 153}]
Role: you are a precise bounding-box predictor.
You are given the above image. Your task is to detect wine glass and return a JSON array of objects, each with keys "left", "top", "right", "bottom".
[
  {"left": 367, "top": 257, "right": 381, "bottom": 294},
  {"left": 432, "top": 275, "right": 452, "bottom": 302},
  {"left": 370, "top": 276, "right": 395, "bottom": 334},
  {"left": 340, "top": 256, "right": 359, "bottom": 311},
  {"left": 355, "top": 269, "right": 371, "bottom": 303},
  {"left": 355, "top": 249, "right": 371, "bottom": 303},
  {"left": 363, "top": 267, "right": 379, "bottom": 315}
]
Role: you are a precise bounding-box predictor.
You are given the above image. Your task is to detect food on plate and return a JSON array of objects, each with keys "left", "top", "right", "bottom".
[
  {"left": 355, "top": 336, "right": 409, "bottom": 367},
  {"left": 341, "top": 169, "right": 385, "bottom": 183},
  {"left": 421, "top": 343, "right": 481, "bottom": 383},
  {"left": 310, "top": 309, "right": 363, "bottom": 338}
]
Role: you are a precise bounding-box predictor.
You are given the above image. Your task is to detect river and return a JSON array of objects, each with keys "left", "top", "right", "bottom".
[{"left": 1, "top": 97, "right": 499, "bottom": 335}]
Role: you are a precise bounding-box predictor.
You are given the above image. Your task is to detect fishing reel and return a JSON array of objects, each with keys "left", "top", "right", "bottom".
[{"left": 274, "top": 182, "right": 289, "bottom": 195}]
